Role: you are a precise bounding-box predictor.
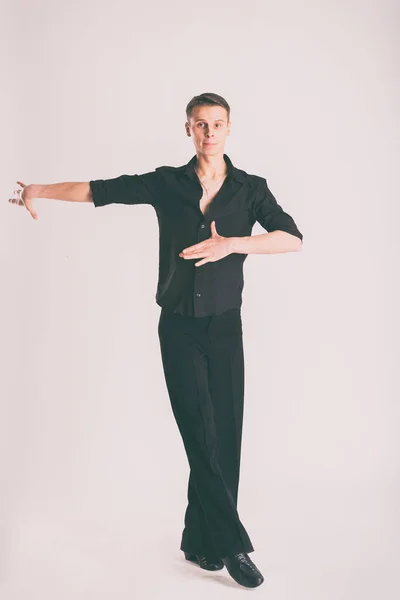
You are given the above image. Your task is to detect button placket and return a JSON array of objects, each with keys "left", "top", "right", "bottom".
[{"left": 193, "top": 220, "right": 209, "bottom": 314}]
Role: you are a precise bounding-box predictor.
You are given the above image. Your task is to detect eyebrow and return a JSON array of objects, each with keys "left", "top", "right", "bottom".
[{"left": 195, "top": 119, "right": 225, "bottom": 123}]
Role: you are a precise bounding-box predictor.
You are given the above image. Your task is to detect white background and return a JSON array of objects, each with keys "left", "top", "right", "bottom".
[{"left": 1, "top": 0, "right": 399, "bottom": 598}]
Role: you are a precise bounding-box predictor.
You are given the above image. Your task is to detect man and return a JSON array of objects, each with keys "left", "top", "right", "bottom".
[{"left": 10, "top": 93, "right": 303, "bottom": 588}]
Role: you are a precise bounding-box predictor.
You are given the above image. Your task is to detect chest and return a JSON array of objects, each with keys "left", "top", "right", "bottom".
[
  {"left": 155, "top": 176, "right": 254, "bottom": 240},
  {"left": 199, "top": 178, "right": 226, "bottom": 216}
]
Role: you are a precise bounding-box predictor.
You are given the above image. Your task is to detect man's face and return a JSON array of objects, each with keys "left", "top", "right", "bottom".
[{"left": 185, "top": 105, "right": 231, "bottom": 155}]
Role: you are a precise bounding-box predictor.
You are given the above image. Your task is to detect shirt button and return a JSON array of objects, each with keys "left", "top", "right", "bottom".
[
  {"left": 200, "top": 224, "right": 205, "bottom": 228},
  {"left": 196, "top": 293, "right": 201, "bottom": 297}
]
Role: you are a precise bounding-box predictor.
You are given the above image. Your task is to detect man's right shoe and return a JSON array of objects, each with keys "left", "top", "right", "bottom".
[
  {"left": 222, "top": 552, "right": 264, "bottom": 588},
  {"left": 184, "top": 551, "right": 224, "bottom": 571}
]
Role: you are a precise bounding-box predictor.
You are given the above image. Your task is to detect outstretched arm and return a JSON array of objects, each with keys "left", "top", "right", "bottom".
[{"left": 9, "top": 181, "right": 93, "bottom": 220}]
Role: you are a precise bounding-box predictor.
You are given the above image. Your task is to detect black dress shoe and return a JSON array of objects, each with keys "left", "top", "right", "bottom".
[
  {"left": 222, "top": 552, "right": 264, "bottom": 587},
  {"left": 184, "top": 551, "right": 224, "bottom": 570}
]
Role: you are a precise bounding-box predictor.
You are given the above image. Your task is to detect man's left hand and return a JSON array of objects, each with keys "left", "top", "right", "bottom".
[{"left": 179, "top": 221, "right": 234, "bottom": 267}]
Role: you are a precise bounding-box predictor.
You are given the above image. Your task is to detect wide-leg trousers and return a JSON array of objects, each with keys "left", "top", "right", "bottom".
[{"left": 157, "top": 306, "right": 254, "bottom": 558}]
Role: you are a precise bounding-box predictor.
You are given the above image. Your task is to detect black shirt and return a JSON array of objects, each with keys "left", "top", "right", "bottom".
[{"left": 89, "top": 153, "right": 303, "bottom": 317}]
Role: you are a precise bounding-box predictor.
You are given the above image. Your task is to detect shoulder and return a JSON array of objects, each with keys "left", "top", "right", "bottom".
[
  {"left": 230, "top": 159, "right": 265, "bottom": 183},
  {"left": 242, "top": 171, "right": 265, "bottom": 184},
  {"left": 237, "top": 170, "right": 266, "bottom": 192}
]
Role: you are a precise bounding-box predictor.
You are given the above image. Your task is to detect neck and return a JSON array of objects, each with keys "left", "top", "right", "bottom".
[{"left": 194, "top": 151, "right": 227, "bottom": 180}]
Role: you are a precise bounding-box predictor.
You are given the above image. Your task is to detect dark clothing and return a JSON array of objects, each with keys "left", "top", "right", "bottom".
[
  {"left": 158, "top": 306, "right": 254, "bottom": 557},
  {"left": 89, "top": 153, "right": 303, "bottom": 317},
  {"left": 90, "top": 154, "right": 300, "bottom": 556}
]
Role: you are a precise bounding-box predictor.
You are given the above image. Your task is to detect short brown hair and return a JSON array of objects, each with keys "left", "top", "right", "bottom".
[{"left": 186, "top": 93, "right": 230, "bottom": 122}]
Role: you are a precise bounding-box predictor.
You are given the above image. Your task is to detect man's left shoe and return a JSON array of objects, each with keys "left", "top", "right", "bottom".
[
  {"left": 222, "top": 552, "right": 264, "bottom": 587},
  {"left": 184, "top": 551, "right": 224, "bottom": 570}
]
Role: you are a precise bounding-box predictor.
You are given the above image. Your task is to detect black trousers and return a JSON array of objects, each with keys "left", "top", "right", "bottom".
[{"left": 157, "top": 306, "right": 254, "bottom": 558}]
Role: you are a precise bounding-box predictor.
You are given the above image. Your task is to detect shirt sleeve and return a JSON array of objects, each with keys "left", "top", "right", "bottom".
[
  {"left": 89, "top": 170, "right": 159, "bottom": 208},
  {"left": 252, "top": 177, "right": 303, "bottom": 241}
]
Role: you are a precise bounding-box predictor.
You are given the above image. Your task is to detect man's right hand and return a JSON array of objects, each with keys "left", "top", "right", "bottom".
[{"left": 9, "top": 181, "right": 39, "bottom": 220}]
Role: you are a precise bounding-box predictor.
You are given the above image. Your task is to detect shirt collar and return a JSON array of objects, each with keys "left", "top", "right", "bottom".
[{"left": 183, "top": 153, "right": 246, "bottom": 183}]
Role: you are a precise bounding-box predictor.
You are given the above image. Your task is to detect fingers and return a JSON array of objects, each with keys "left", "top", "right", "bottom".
[
  {"left": 10, "top": 186, "right": 24, "bottom": 204},
  {"left": 8, "top": 197, "right": 24, "bottom": 206},
  {"left": 8, "top": 197, "right": 38, "bottom": 218},
  {"left": 195, "top": 259, "right": 209, "bottom": 267},
  {"left": 8, "top": 182, "right": 26, "bottom": 204},
  {"left": 9, "top": 184, "right": 38, "bottom": 219}
]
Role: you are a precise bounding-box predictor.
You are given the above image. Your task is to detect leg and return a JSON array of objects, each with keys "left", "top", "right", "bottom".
[
  {"left": 180, "top": 308, "right": 248, "bottom": 554},
  {"left": 157, "top": 308, "right": 254, "bottom": 558}
]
